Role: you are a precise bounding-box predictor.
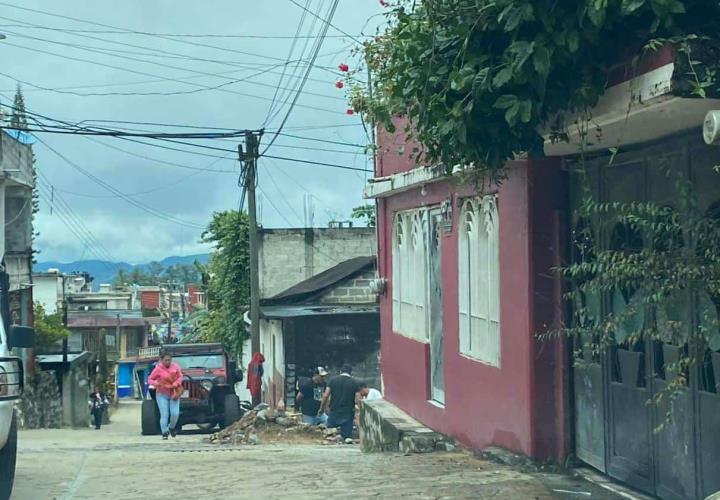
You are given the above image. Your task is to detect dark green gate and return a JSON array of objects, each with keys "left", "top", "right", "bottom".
[{"left": 570, "top": 132, "right": 720, "bottom": 500}]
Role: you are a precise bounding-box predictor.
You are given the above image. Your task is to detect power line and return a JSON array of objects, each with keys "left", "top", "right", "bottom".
[
  {"left": 36, "top": 180, "right": 114, "bottom": 262},
  {"left": 262, "top": 0, "right": 340, "bottom": 154},
  {"left": 45, "top": 152, "right": 230, "bottom": 199},
  {"left": 257, "top": 186, "right": 296, "bottom": 227},
  {"left": 0, "top": 23, "right": 367, "bottom": 39},
  {"left": 2, "top": 103, "right": 370, "bottom": 173},
  {"left": 86, "top": 136, "right": 237, "bottom": 174},
  {"left": 288, "top": 0, "right": 363, "bottom": 43},
  {"left": 264, "top": 0, "right": 327, "bottom": 127},
  {"left": 264, "top": 0, "right": 313, "bottom": 126},
  {"left": 0, "top": 16, "right": 344, "bottom": 73},
  {"left": 36, "top": 185, "right": 118, "bottom": 267},
  {"left": 263, "top": 154, "right": 371, "bottom": 173},
  {"left": 35, "top": 136, "right": 207, "bottom": 229},
  {"left": 260, "top": 164, "right": 304, "bottom": 226},
  {"left": 3, "top": 197, "right": 31, "bottom": 227},
  {"left": 0, "top": 24, "right": 346, "bottom": 101},
  {"left": 0, "top": 61, "right": 343, "bottom": 96},
  {"left": 36, "top": 176, "right": 120, "bottom": 265},
  {"left": 0, "top": 66, "right": 343, "bottom": 101},
  {"left": 36, "top": 175, "right": 117, "bottom": 261},
  {"left": 0, "top": 2, "right": 346, "bottom": 71},
  {"left": 275, "top": 131, "right": 365, "bottom": 148},
  {"left": 1, "top": 41, "right": 344, "bottom": 115}
]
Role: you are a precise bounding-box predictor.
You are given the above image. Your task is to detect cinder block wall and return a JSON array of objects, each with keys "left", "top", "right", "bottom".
[
  {"left": 259, "top": 227, "right": 376, "bottom": 298},
  {"left": 319, "top": 269, "right": 377, "bottom": 305}
]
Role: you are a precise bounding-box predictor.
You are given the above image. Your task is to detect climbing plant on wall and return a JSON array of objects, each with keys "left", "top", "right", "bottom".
[
  {"left": 355, "top": 0, "right": 719, "bottom": 179},
  {"left": 356, "top": 0, "right": 720, "bottom": 418}
]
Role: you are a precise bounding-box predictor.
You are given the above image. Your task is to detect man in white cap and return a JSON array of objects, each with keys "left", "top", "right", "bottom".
[{"left": 296, "top": 366, "right": 329, "bottom": 425}]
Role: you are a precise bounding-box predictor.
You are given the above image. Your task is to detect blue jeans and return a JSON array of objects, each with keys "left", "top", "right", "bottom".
[
  {"left": 302, "top": 413, "right": 328, "bottom": 426},
  {"left": 156, "top": 393, "right": 180, "bottom": 434},
  {"left": 326, "top": 412, "right": 354, "bottom": 439}
]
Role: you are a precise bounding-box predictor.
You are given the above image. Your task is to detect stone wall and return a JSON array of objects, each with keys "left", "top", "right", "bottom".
[
  {"left": 259, "top": 228, "right": 376, "bottom": 298},
  {"left": 360, "top": 399, "right": 449, "bottom": 454},
  {"left": 16, "top": 370, "right": 63, "bottom": 429}
]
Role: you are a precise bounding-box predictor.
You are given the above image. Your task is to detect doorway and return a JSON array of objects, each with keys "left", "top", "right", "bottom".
[{"left": 428, "top": 208, "right": 445, "bottom": 404}]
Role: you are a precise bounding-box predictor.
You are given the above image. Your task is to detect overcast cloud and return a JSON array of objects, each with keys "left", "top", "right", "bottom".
[{"left": 0, "top": 0, "right": 382, "bottom": 264}]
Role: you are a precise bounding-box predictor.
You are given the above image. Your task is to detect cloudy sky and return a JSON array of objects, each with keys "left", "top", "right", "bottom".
[{"left": 0, "top": 0, "right": 383, "bottom": 264}]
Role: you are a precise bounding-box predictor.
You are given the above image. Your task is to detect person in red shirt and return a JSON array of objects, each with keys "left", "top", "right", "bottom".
[
  {"left": 246, "top": 352, "right": 265, "bottom": 407},
  {"left": 148, "top": 351, "right": 183, "bottom": 439}
]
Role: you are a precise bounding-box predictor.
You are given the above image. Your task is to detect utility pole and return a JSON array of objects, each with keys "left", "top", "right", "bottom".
[{"left": 245, "top": 131, "right": 261, "bottom": 355}]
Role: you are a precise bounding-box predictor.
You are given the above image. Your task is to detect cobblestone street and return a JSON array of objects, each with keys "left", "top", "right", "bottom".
[{"left": 12, "top": 402, "right": 623, "bottom": 499}]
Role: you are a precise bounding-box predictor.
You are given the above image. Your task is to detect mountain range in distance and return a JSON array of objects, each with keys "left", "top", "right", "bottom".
[{"left": 34, "top": 253, "right": 210, "bottom": 289}]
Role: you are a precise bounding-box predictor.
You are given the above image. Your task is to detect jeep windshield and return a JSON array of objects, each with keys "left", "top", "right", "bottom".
[{"left": 173, "top": 355, "right": 224, "bottom": 370}]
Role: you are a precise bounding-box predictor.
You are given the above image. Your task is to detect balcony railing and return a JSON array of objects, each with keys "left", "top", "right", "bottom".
[{"left": 138, "top": 346, "right": 161, "bottom": 360}]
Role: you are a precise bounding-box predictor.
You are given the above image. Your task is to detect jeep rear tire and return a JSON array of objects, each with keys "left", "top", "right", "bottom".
[
  {"left": 222, "top": 394, "right": 241, "bottom": 428},
  {"left": 0, "top": 411, "right": 18, "bottom": 500},
  {"left": 141, "top": 399, "right": 161, "bottom": 436}
]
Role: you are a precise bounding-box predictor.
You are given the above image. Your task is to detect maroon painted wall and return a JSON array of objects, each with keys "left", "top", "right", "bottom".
[
  {"left": 528, "top": 159, "right": 570, "bottom": 462},
  {"left": 377, "top": 159, "right": 568, "bottom": 460},
  {"left": 376, "top": 117, "right": 424, "bottom": 177}
]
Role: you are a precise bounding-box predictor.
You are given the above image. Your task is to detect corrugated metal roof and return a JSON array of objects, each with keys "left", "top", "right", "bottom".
[
  {"left": 260, "top": 304, "right": 377, "bottom": 319},
  {"left": 67, "top": 310, "right": 162, "bottom": 328},
  {"left": 37, "top": 351, "right": 91, "bottom": 366}
]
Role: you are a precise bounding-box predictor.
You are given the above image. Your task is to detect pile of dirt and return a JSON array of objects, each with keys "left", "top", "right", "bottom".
[{"left": 206, "top": 406, "right": 348, "bottom": 446}]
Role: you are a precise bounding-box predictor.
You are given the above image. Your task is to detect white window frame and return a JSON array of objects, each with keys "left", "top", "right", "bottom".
[
  {"left": 392, "top": 208, "right": 430, "bottom": 342},
  {"left": 458, "top": 196, "right": 500, "bottom": 366}
]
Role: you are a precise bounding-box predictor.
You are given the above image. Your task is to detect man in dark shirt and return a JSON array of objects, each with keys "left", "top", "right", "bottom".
[
  {"left": 319, "top": 364, "right": 360, "bottom": 441},
  {"left": 296, "top": 366, "right": 328, "bottom": 425}
]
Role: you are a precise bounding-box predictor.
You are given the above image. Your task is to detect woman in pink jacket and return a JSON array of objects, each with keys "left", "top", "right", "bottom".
[{"left": 148, "top": 351, "right": 184, "bottom": 439}]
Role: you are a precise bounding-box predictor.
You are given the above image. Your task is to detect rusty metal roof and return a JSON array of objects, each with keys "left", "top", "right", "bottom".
[{"left": 67, "top": 310, "right": 162, "bottom": 328}]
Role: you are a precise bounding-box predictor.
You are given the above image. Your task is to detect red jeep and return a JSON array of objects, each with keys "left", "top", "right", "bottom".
[{"left": 141, "top": 343, "right": 246, "bottom": 435}]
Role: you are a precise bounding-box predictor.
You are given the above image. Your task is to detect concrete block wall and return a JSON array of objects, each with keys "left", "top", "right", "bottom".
[
  {"left": 259, "top": 227, "right": 376, "bottom": 298},
  {"left": 0, "top": 132, "right": 34, "bottom": 185},
  {"left": 5, "top": 190, "right": 32, "bottom": 253},
  {"left": 319, "top": 269, "right": 378, "bottom": 305}
]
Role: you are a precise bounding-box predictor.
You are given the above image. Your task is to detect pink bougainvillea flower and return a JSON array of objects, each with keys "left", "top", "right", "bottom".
[
  {"left": 335, "top": 81, "right": 344, "bottom": 89},
  {"left": 338, "top": 63, "right": 350, "bottom": 72},
  {"left": 346, "top": 109, "right": 355, "bottom": 115},
  {"left": 380, "top": 0, "right": 389, "bottom": 6}
]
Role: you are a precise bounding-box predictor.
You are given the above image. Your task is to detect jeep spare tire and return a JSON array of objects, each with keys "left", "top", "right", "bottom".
[
  {"left": 141, "top": 399, "right": 161, "bottom": 435},
  {"left": 0, "top": 411, "right": 18, "bottom": 500},
  {"left": 222, "top": 394, "right": 241, "bottom": 428}
]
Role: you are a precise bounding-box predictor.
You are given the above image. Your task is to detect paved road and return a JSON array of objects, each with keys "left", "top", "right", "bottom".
[{"left": 13, "top": 402, "right": 623, "bottom": 499}]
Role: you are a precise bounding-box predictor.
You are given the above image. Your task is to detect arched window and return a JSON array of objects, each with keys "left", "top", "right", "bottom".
[
  {"left": 458, "top": 196, "right": 500, "bottom": 366},
  {"left": 392, "top": 209, "right": 429, "bottom": 341}
]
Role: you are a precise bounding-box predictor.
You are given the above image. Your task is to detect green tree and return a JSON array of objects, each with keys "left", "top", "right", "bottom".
[
  {"left": 356, "top": 0, "right": 720, "bottom": 179},
  {"left": 8, "top": 85, "right": 40, "bottom": 262},
  {"left": 9, "top": 84, "right": 28, "bottom": 131},
  {"left": 199, "top": 210, "right": 250, "bottom": 357},
  {"left": 351, "top": 204, "right": 376, "bottom": 227},
  {"left": 357, "top": 1, "right": 720, "bottom": 419},
  {"left": 33, "top": 302, "right": 70, "bottom": 351},
  {"left": 112, "top": 268, "right": 130, "bottom": 287},
  {"left": 146, "top": 261, "right": 165, "bottom": 281}
]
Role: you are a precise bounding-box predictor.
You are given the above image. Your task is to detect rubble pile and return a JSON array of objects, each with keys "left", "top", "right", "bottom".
[{"left": 207, "top": 404, "right": 346, "bottom": 446}]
